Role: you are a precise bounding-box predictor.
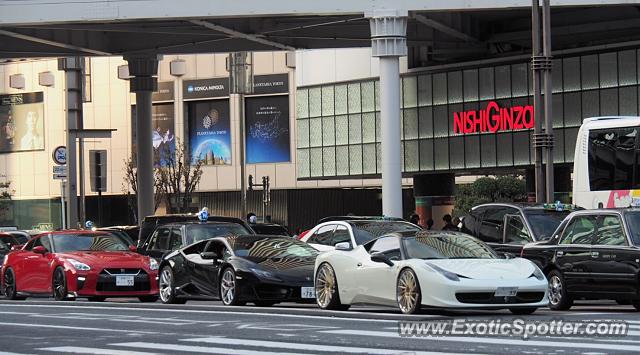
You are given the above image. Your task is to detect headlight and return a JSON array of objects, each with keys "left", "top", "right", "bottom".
[
  {"left": 67, "top": 258, "right": 91, "bottom": 271},
  {"left": 531, "top": 265, "right": 545, "bottom": 281},
  {"left": 250, "top": 267, "right": 277, "bottom": 280},
  {"left": 426, "top": 262, "right": 460, "bottom": 282},
  {"left": 149, "top": 258, "right": 159, "bottom": 271}
]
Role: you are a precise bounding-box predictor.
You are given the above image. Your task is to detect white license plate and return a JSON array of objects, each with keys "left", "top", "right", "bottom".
[
  {"left": 301, "top": 287, "right": 316, "bottom": 298},
  {"left": 495, "top": 287, "right": 518, "bottom": 297},
  {"left": 116, "top": 275, "right": 134, "bottom": 287}
]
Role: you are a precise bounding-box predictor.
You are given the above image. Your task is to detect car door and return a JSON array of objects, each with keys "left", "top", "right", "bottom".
[
  {"left": 556, "top": 215, "right": 597, "bottom": 294},
  {"left": 478, "top": 206, "right": 518, "bottom": 249},
  {"left": 353, "top": 237, "right": 400, "bottom": 306},
  {"left": 21, "top": 235, "right": 53, "bottom": 293},
  {"left": 502, "top": 213, "right": 534, "bottom": 254},
  {"left": 190, "top": 240, "right": 224, "bottom": 296},
  {"left": 305, "top": 225, "right": 336, "bottom": 251},
  {"left": 146, "top": 228, "right": 172, "bottom": 261},
  {"left": 591, "top": 214, "right": 638, "bottom": 295}
]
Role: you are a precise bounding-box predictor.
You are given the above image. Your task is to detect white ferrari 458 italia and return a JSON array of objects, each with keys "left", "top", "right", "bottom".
[{"left": 314, "top": 230, "right": 548, "bottom": 314}]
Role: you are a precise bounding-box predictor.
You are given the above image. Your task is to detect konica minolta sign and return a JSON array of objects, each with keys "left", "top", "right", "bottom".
[{"left": 183, "top": 78, "right": 229, "bottom": 100}]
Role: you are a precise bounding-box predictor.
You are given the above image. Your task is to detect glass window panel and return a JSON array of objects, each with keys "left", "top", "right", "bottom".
[
  {"left": 419, "top": 140, "right": 434, "bottom": 171},
  {"left": 418, "top": 74, "right": 433, "bottom": 106},
  {"left": 433, "top": 73, "right": 448, "bottom": 105},
  {"left": 496, "top": 133, "right": 513, "bottom": 166},
  {"left": 449, "top": 136, "right": 464, "bottom": 169},
  {"left": 401, "top": 141, "right": 405, "bottom": 171},
  {"left": 581, "top": 55, "right": 599, "bottom": 90},
  {"left": 297, "top": 88, "right": 309, "bottom": 119},
  {"left": 361, "top": 81, "right": 376, "bottom": 112},
  {"left": 309, "top": 117, "right": 322, "bottom": 147},
  {"left": 552, "top": 93, "right": 564, "bottom": 128},
  {"left": 418, "top": 107, "right": 433, "bottom": 139},
  {"left": 433, "top": 105, "right": 449, "bottom": 138},
  {"left": 374, "top": 80, "right": 380, "bottom": 111},
  {"left": 582, "top": 90, "right": 599, "bottom": 118},
  {"left": 564, "top": 128, "right": 579, "bottom": 163},
  {"left": 375, "top": 112, "right": 381, "bottom": 142},
  {"left": 403, "top": 76, "right": 418, "bottom": 108},
  {"left": 479, "top": 67, "right": 495, "bottom": 100},
  {"left": 322, "top": 116, "right": 335, "bottom": 146},
  {"left": 348, "top": 83, "right": 362, "bottom": 113},
  {"left": 511, "top": 63, "right": 528, "bottom": 97},
  {"left": 599, "top": 52, "right": 618, "bottom": 88},
  {"left": 513, "top": 131, "right": 530, "bottom": 165},
  {"left": 335, "top": 84, "right": 348, "bottom": 115},
  {"left": 335, "top": 115, "right": 349, "bottom": 145},
  {"left": 619, "top": 86, "right": 638, "bottom": 116},
  {"left": 447, "top": 71, "right": 463, "bottom": 104},
  {"left": 404, "top": 140, "right": 419, "bottom": 172},
  {"left": 310, "top": 148, "right": 323, "bottom": 177},
  {"left": 309, "top": 87, "right": 322, "bottom": 117},
  {"left": 297, "top": 148, "right": 310, "bottom": 178},
  {"left": 362, "top": 112, "right": 376, "bottom": 143},
  {"left": 481, "top": 134, "right": 497, "bottom": 167},
  {"left": 600, "top": 88, "right": 619, "bottom": 116},
  {"left": 434, "top": 138, "right": 449, "bottom": 170},
  {"left": 322, "top": 147, "right": 336, "bottom": 176},
  {"left": 348, "top": 114, "right": 362, "bottom": 144},
  {"left": 403, "top": 108, "right": 419, "bottom": 140},
  {"left": 463, "top": 69, "right": 479, "bottom": 102},
  {"left": 336, "top": 145, "right": 349, "bottom": 175},
  {"left": 464, "top": 135, "right": 480, "bottom": 168},
  {"left": 297, "top": 119, "right": 309, "bottom": 148},
  {"left": 552, "top": 59, "right": 563, "bottom": 93},
  {"left": 363, "top": 143, "right": 377, "bottom": 174},
  {"left": 321, "top": 85, "right": 335, "bottom": 116},
  {"left": 448, "top": 104, "right": 463, "bottom": 136},
  {"left": 495, "top": 65, "right": 511, "bottom": 99},
  {"left": 619, "top": 50, "right": 637, "bottom": 86},
  {"left": 349, "top": 145, "right": 363, "bottom": 175},
  {"left": 564, "top": 92, "right": 582, "bottom": 127},
  {"left": 554, "top": 129, "right": 565, "bottom": 163},
  {"left": 563, "top": 57, "right": 581, "bottom": 92}
]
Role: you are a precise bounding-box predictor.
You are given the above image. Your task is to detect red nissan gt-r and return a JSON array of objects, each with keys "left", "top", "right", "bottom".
[{"left": 1, "top": 230, "right": 159, "bottom": 302}]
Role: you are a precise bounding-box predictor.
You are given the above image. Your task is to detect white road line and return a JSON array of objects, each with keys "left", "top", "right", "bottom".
[
  {"left": 0, "top": 322, "right": 169, "bottom": 335},
  {"left": 111, "top": 342, "right": 309, "bottom": 355},
  {"left": 321, "top": 329, "right": 640, "bottom": 352},
  {"left": 38, "top": 346, "right": 160, "bottom": 355},
  {"left": 182, "top": 336, "right": 469, "bottom": 355},
  {"left": 0, "top": 352, "right": 30, "bottom": 355}
]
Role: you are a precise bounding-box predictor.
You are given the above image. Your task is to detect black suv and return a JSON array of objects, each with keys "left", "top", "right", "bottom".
[{"left": 461, "top": 203, "right": 577, "bottom": 254}]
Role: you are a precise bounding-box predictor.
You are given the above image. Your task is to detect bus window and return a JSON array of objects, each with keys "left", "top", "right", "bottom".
[{"left": 588, "top": 127, "right": 637, "bottom": 191}]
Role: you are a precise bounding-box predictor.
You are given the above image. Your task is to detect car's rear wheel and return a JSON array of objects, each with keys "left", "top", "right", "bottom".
[
  {"left": 52, "top": 267, "right": 74, "bottom": 301},
  {"left": 3, "top": 268, "right": 25, "bottom": 300},
  {"left": 315, "top": 263, "right": 349, "bottom": 311},
  {"left": 397, "top": 268, "right": 421, "bottom": 314},
  {"left": 87, "top": 296, "right": 106, "bottom": 302},
  {"left": 509, "top": 307, "right": 538, "bottom": 315},
  {"left": 548, "top": 270, "right": 572, "bottom": 311},
  {"left": 220, "top": 268, "right": 245, "bottom": 306},
  {"left": 159, "top": 266, "right": 186, "bottom": 304},
  {"left": 139, "top": 296, "right": 159, "bottom": 303}
]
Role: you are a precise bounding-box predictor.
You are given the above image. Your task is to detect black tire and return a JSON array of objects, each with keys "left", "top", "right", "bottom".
[
  {"left": 159, "top": 266, "right": 186, "bottom": 304},
  {"left": 3, "top": 268, "right": 25, "bottom": 300},
  {"left": 509, "top": 307, "right": 538, "bottom": 315},
  {"left": 547, "top": 270, "right": 572, "bottom": 311},
  {"left": 397, "top": 268, "right": 422, "bottom": 314},
  {"left": 631, "top": 300, "right": 640, "bottom": 311},
  {"left": 220, "top": 268, "right": 245, "bottom": 306},
  {"left": 139, "top": 296, "right": 159, "bottom": 303},
  {"left": 87, "top": 296, "right": 106, "bottom": 302},
  {"left": 254, "top": 301, "right": 276, "bottom": 307},
  {"left": 315, "top": 263, "right": 349, "bottom": 311},
  {"left": 52, "top": 267, "right": 75, "bottom": 301}
]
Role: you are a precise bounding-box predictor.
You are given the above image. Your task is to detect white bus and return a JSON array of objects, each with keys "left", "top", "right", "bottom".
[{"left": 573, "top": 116, "right": 640, "bottom": 209}]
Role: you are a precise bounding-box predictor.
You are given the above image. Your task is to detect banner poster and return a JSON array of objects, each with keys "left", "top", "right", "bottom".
[
  {"left": 131, "top": 103, "right": 176, "bottom": 166},
  {"left": 0, "top": 92, "right": 45, "bottom": 153},
  {"left": 245, "top": 95, "right": 291, "bottom": 164},
  {"left": 188, "top": 99, "right": 232, "bottom": 165}
]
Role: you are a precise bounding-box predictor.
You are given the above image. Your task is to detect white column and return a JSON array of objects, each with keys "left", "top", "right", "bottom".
[{"left": 368, "top": 10, "right": 407, "bottom": 218}]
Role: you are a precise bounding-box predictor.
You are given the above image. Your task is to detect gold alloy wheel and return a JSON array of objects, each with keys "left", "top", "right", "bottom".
[
  {"left": 397, "top": 269, "right": 419, "bottom": 314},
  {"left": 315, "top": 264, "right": 335, "bottom": 308}
]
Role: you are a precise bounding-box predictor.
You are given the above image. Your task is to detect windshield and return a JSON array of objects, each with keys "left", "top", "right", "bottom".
[
  {"left": 0, "top": 237, "right": 11, "bottom": 250},
  {"left": 404, "top": 234, "right": 497, "bottom": 259},
  {"left": 186, "top": 224, "right": 251, "bottom": 245},
  {"left": 625, "top": 212, "right": 640, "bottom": 245},
  {"left": 350, "top": 221, "right": 421, "bottom": 245},
  {"left": 228, "top": 236, "right": 318, "bottom": 259},
  {"left": 52, "top": 234, "right": 129, "bottom": 252},
  {"left": 524, "top": 211, "right": 570, "bottom": 240}
]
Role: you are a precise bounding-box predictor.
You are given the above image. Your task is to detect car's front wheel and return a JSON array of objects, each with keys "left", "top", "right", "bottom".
[
  {"left": 159, "top": 266, "right": 186, "bottom": 304},
  {"left": 315, "top": 263, "right": 349, "bottom": 311},
  {"left": 52, "top": 267, "right": 75, "bottom": 301},
  {"left": 397, "top": 268, "right": 421, "bottom": 314},
  {"left": 509, "top": 307, "right": 537, "bottom": 315},
  {"left": 3, "top": 268, "right": 25, "bottom": 300},
  {"left": 220, "top": 268, "right": 245, "bottom": 306},
  {"left": 548, "top": 270, "right": 572, "bottom": 311}
]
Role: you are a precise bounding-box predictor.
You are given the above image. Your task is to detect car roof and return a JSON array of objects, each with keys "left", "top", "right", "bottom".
[
  {"left": 318, "top": 216, "right": 405, "bottom": 223},
  {"left": 161, "top": 221, "right": 248, "bottom": 228},
  {"left": 471, "top": 202, "right": 582, "bottom": 212}
]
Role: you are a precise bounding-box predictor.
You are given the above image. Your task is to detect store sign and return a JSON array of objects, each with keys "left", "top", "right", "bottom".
[
  {"left": 251, "top": 74, "right": 289, "bottom": 95},
  {"left": 453, "top": 101, "right": 534, "bottom": 134},
  {"left": 183, "top": 78, "right": 229, "bottom": 100},
  {"left": 152, "top": 81, "right": 174, "bottom": 102}
]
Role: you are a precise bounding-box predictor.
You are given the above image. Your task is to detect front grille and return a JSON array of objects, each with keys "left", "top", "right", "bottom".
[
  {"left": 456, "top": 291, "right": 545, "bottom": 304},
  {"left": 102, "top": 268, "right": 143, "bottom": 275},
  {"left": 96, "top": 269, "right": 150, "bottom": 292},
  {"left": 254, "top": 284, "right": 291, "bottom": 300}
]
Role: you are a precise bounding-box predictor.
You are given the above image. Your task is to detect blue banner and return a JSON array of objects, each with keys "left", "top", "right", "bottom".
[
  {"left": 188, "top": 99, "right": 232, "bottom": 165},
  {"left": 245, "top": 95, "right": 291, "bottom": 164}
]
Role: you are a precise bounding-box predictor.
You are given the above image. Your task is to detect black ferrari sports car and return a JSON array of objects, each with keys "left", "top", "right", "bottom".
[{"left": 158, "top": 234, "right": 318, "bottom": 306}]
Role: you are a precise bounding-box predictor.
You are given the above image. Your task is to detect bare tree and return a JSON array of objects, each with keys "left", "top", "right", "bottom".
[
  {"left": 122, "top": 156, "right": 164, "bottom": 223},
  {"left": 0, "top": 179, "right": 13, "bottom": 223},
  {"left": 156, "top": 137, "right": 204, "bottom": 213}
]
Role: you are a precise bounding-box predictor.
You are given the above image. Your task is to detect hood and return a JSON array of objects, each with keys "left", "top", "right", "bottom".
[
  {"left": 58, "top": 251, "right": 150, "bottom": 267},
  {"left": 242, "top": 255, "right": 316, "bottom": 281},
  {"left": 426, "top": 258, "right": 535, "bottom": 280}
]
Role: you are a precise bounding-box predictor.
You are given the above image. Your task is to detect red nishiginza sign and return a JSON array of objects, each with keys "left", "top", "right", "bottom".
[{"left": 453, "top": 101, "right": 534, "bottom": 134}]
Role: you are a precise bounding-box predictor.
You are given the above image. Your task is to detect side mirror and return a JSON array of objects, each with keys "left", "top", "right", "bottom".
[
  {"left": 128, "top": 245, "right": 138, "bottom": 253},
  {"left": 32, "top": 246, "right": 47, "bottom": 255},
  {"left": 200, "top": 251, "right": 219, "bottom": 260},
  {"left": 334, "top": 242, "right": 352, "bottom": 251},
  {"left": 503, "top": 252, "right": 516, "bottom": 259},
  {"left": 371, "top": 252, "right": 394, "bottom": 266}
]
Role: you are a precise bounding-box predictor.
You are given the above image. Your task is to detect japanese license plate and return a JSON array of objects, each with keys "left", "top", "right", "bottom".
[
  {"left": 301, "top": 287, "right": 316, "bottom": 298},
  {"left": 494, "top": 287, "right": 518, "bottom": 297},
  {"left": 116, "top": 275, "right": 134, "bottom": 287}
]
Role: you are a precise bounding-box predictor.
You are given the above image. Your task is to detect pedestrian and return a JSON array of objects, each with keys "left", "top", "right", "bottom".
[
  {"left": 247, "top": 212, "right": 257, "bottom": 224},
  {"left": 442, "top": 214, "right": 458, "bottom": 231},
  {"left": 452, "top": 216, "right": 462, "bottom": 229},
  {"left": 409, "top": 213, "right": 420, "bottom": 226},
  {"left": 426, "top": 219, "right": 434, "bottom": 230}
]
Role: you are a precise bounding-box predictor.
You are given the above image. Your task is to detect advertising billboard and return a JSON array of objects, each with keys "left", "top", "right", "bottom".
[
  {"left": 188, "top": 99, "right": 232, "bottom": 165},
  {"left": 131, "top": 103, "right": 175, "bottom": 166},
  {"left": 245, "top": 95, "right": 290, "bottom": 164},
  {"left": 0, "top": 92, "right": 45, "bottom": 153}
]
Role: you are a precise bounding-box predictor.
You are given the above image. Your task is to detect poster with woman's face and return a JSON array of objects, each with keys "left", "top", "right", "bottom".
[{"left": 0, "top": 93, "right": 45, "bottom": 153}]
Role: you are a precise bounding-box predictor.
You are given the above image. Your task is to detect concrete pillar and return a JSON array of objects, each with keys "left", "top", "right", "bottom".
[
  {"left": 368, "top": 9, "right": 407, "bottom": 218},
  {"left": 125, "top": 55, "right": 160, "bottom": 223}
]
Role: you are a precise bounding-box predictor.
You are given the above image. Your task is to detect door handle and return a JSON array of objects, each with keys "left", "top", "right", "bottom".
[
  {"left": 356, "top": 263, "right": 362, "bottom": 267},
  {"left": 556, "top": 251, "right": 564, "bottom": 257},
  {"left": 591, "top": 251, "right": 599, "bottom": 258}
]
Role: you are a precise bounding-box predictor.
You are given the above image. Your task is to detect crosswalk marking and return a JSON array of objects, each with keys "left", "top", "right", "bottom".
[
  {"left": 182, "top": 336, "right": 466, "bottom": 355},
  {"left": 111, "top": 342, "right": 309, "bottom": 355},
  {"left": 38, "top": 346, "right": 160, "bottom": 355}
]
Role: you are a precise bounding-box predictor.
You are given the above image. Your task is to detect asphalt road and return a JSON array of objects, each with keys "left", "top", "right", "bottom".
[{"left": 0, "top": 299, "right": 638, "bottom": 355}]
